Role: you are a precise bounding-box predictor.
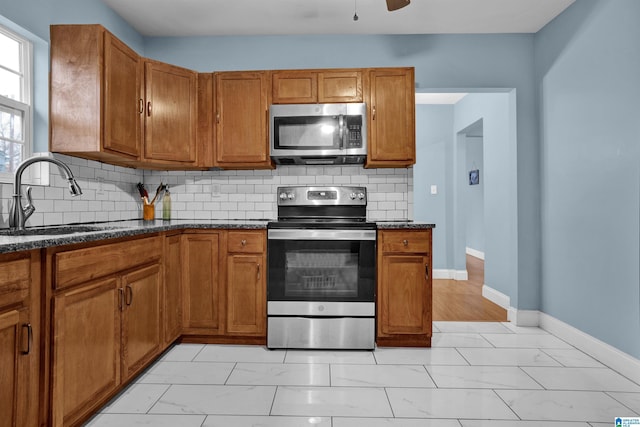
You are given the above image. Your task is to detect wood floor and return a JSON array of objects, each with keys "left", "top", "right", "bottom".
[{"left": 432, "top": 255, "right": 508, "bottom": 322}]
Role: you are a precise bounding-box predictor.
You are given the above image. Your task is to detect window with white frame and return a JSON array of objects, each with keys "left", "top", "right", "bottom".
[{"left": 0, "top": 24, "right": 31, "bottom": 182}]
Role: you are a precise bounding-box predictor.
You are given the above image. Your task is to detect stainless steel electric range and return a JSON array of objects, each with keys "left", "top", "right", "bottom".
[{"left": 267, "top": 186, "right": 376, "bottom": 350}]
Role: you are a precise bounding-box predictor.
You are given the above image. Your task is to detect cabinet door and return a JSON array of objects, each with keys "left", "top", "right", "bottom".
[
  {"left": 144, "top": 60, "right": 197, "bottom": 163},
  {"left": 318, "top": 70, "right": 362, "bottom": 103},
  {"left": 0, "top": 309, "right": 30, "bottom": 427},
  {"left": 226, "top": 254, "right": 265, "bottom": 336},
  {"left": 272, "top": 71, "right": 317, "bottom": 103},
  {"left": 215, "top": 71, "right": 271, "bottom": 167},
  {"left": 367, "top": 68, "right": 415, "bottom": 167},
  {"left": 378, "top": 254, "right": 431, "bottom": 336},
  {"left": 182, "top": 233, "right": 223, "bottom": 334},
  {"left": 121, "top": 264, "right": 162, "bottom": 379},
  {"left": 163, "top": 234, "right": 182, "bottom": 345},
  {"left": 103, "top": 32, "right": 142, "bottom": 158},
  {"left": 51, "top": 278, "right": 121, "bottom": 427}
]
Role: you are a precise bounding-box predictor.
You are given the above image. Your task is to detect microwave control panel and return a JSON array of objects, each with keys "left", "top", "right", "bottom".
[{"left": 347, "top": 116, "right": 363, "bottom": 147}]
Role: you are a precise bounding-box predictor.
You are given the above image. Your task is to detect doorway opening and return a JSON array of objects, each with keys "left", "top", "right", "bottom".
[{"left": 414, "top": 91, "right": 515, "bottom": 322}]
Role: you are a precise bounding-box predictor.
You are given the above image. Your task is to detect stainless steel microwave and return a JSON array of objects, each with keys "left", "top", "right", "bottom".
[{"left": 269, "top": 103, "right": 367, "bottom": 165}]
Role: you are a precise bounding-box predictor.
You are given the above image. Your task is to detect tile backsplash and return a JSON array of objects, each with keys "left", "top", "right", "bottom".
[{"left": 0, "top": 154, "right": 413, "bottom": 228}]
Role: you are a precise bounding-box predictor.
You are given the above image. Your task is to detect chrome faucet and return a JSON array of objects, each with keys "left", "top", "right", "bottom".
[{"left": 9, "top": 155, "right": 82, "bottom": 231}]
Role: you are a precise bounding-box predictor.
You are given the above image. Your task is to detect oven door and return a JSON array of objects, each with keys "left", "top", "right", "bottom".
[{"left": 267, "top": 228, "right": 376, "bottom": 305}]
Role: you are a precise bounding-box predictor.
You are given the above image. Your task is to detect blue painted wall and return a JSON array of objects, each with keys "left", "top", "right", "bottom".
[
  {"left": 535, "top": 0, "right": 640, "bottom": 358},
  {"left": 414, "top": 105, "right": 453, "bottom": 270},
  {"left": 454, "top": 93, "right": 516, "bottom": 300}
]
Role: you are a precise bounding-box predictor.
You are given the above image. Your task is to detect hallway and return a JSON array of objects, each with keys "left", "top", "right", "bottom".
[{"left": 433, "top": 255, "right": 507, "bottom": 322}]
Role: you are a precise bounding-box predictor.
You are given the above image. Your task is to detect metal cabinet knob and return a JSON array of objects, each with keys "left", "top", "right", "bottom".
[
  {"left": 403, "top": 239, "right": 408, "bottom": 246},
  {"left": 241, "top": 239, "right": 247, "bottom": 246}
]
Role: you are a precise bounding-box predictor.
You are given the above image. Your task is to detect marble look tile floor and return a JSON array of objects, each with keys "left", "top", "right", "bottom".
[{"left": 86, "top": 322, "right": 640, "bottom": 427}]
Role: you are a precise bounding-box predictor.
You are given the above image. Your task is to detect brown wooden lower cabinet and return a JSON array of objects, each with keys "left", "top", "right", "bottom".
[
  {"left": 121, "top": 264, "right": 162, "bottom": 378},
  {"left": 377, "top": 229, "right": 433, "bottom": 347},
  {"left": 46, "top": 236, "right": 163, "bottom": 427},
  {"left": 30, "top": 226, "right": 434, "bottom": 426},
  {"left": 163, "top": 233, "right": 182, "bottom": 345},
  {"left": 181, "top": 229, "right": 266, "bottom": 343},
  {"left": 0, "top": 251, "right": 40, "bottom": 427},
  {"left": 226, "top": 230, "right": 266, "bottom": 337},
  {"left": 51, "top": 278, "right": 121, "bottom": 427},
  {"left": 181, "top": 231, "right": 225, "bottom": 336}
]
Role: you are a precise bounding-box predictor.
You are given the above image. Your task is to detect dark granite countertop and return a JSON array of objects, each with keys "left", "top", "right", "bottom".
[
  {"left": 0, "top": 219, "right": 435, "bottom": 254},
  {"left": 375, "top": 221, "right": 435, "bottom": 229},
  {"left": 0, "top": 219, "right": 270, "bottom": 254}
]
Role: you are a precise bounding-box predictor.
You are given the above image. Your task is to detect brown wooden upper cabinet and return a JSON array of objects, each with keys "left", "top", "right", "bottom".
[
  {"left": 272, "top": 69, "right": 363, "bottom": 104},
  {"left": 50, "top": 24, "right": 414, "bottom": 170},
  {"left": 213, "top": 71, "right": 273, "bottom": 169},
  {"left": 50, "top": 25, "right": 198, "bottom": 169},
  {"left": 366, "top": 67, "right": 416, "bottom": 168},
  {"left": 50, "top": 25, "right": 142, "bottom": 164},
  {"left": 143, "top": 59, "right": 197, "bottom": 165}
]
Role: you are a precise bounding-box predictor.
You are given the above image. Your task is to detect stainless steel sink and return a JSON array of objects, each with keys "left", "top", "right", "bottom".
[{"left": 0, "top": 225, "right": 118, "bottom": 237}]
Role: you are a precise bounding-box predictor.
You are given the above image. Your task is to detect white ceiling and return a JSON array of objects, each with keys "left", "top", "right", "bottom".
[{"left": 101, "top": 0, "right": 575, "bottom": 37}]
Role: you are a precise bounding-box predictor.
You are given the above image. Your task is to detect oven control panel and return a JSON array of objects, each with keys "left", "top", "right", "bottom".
[{"left": 277, "top": 186, "right": 367, "bottom": 206}]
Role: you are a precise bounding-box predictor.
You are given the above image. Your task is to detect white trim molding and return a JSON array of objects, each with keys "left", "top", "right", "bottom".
[
  {"left": 482, "top": 285, "right": 510, "bottom": 309},
  {"left": 539, "top": 312, "right": 640, "bottom": 386},
  {"left": 433, "top": 269, "right": 468, "bottom": 280},
  {"left": 465, "top": 247, "right": 485, "bottom": 260}
]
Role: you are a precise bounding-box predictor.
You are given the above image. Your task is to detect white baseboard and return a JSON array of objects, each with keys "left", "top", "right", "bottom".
[
  {"left": 508, "top": 309, "right": 540, "bottom": 327},
  {"left": 538, "top": 312, "right": 640, "bottom": 386},
  {"left": 433, "top": 269, "right": 468, "bottom": 280},
  {"left": 449, "top": 281, "right": 640, "bottom": 383},
  {"left": 482, "top": 285, "right": 510, "bottom": 310},
  {"left": 466, "top": 247, "right": 485, "bottom": 260},
  {"left": 454, "top": 270, "right": 468, "bottom": 281}
]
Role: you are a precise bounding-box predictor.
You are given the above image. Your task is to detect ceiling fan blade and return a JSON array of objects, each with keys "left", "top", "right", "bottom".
[{"left": 386, "top": 0, "right": 410, "bottom": 11}]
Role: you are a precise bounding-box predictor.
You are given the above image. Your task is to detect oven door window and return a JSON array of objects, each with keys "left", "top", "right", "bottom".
[{"left": 268, "top": 239, "right": 375, "bottom": 302}]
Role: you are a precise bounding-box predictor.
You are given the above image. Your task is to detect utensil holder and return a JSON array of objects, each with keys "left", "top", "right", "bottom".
[{"left": 143, "top": 204, "right": 155, "bottom": 221}]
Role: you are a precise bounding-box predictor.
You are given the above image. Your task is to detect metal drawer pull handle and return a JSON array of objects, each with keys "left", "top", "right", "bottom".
[
  {"left": 425, "top": 263, "right": 429, "bottom": 280},
  {"left": 403, "top": 239, "right": 408, "bottom": 246},
  {"left": 22, "top": 323, "right": 32, "bottom": 355},
  {"left": 257, "top": 263, "right": 261, "bottom": 280},
  {"left": 126, "top": 285, "right": 133, "bottom": 306},
  {"left": 241, "top": 239, "right": 247, "bottom": 246},
  {"left": 138, "top": 99, "right": 144, "bottom": 114},
  {"left": 372, "top": 106, "right": 376, "bottom": 120},
  {"left": 147, "top": 101, "right": 152, "bottom": 117}
]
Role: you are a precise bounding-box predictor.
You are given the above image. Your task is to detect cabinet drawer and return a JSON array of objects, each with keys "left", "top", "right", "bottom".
[
  {"left": 0, "top": 256, "right": 31, "bottom": 308},
  {"left": 380, "top": 230, "right": 431, "bottom": 253},
  {"left": 53, "top": 236, "right": 162, "bottom": 290},
  {"left": 227, "top": 231, "right": 265, "bottom": 253}
]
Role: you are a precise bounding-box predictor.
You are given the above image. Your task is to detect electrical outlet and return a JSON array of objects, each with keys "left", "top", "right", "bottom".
[
  {"left": 96, "top": 178, "right": 105, "bottom": 196},
  {"left": 430, "top": 185, "right": 438, "bottom": 195},
  {"left": 212, "top": 183, "right": 221, "bottom": 197}
]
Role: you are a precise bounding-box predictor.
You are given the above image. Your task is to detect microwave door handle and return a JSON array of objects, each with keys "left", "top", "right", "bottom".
[{"left": 339, "top": 115, "right": 345, "bottom": 150}]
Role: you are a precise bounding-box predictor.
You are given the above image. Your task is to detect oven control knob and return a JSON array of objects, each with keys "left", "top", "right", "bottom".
[
  {"left": 357, "top": 192, "right": 365, "bottom": 200},
  {"left": 287, "top": 193, "right": 295, "bottom": 200},
  {"left": 317, "top": 305, "right": 325, "bottom": 312},
  {"left": 279, "top": 193, "right": 288, "bottom": 200},
  {"left": 349, "top": 192, "right": 357, "bottom": 200}
]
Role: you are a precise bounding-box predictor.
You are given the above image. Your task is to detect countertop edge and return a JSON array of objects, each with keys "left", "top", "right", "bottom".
[{"left": 0, "top": 220, "right": 435, "bottom": 254}]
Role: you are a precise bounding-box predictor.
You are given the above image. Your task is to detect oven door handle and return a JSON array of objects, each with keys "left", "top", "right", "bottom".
[{"left": 268, "top": 229, "right": 376, "bottom": 241}]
